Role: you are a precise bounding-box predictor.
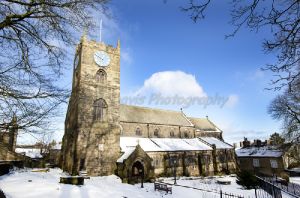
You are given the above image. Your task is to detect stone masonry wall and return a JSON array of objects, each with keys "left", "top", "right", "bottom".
[
  {"left": 121, "top": 122, "right": 195, "bottom": 138},
  {"left": 62, "top": 37, "right": 121, "bottom": 176}
]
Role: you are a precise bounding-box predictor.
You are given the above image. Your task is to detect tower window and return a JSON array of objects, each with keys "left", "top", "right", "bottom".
[
  {"left": 136, "top": 127, "right": 142, "bottom": 136},
  {"left": 96, "top": 69, "right": 107, "bottom": 83},
  {"left": 93, "top": 98, "right": 107, "bottom": 121},
  {"left": 154, "top": 129, "right": 159, "bottom": 137}
]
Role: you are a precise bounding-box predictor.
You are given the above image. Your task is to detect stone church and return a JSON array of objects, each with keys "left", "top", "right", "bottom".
[{"left": 61, "top": 35, "right": 236, "bottom": 182}]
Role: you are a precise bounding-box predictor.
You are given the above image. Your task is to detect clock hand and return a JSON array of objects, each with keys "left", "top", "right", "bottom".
[{"left": 95, "top": 54, "right": 104, "bottom": 61}]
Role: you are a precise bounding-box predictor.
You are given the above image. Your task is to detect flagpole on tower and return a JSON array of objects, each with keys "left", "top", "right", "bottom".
[{"left": 100, "top": 19, "right": 103, "bottom": 42}]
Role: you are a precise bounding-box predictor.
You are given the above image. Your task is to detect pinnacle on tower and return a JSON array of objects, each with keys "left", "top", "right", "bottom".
[
  {"left": 81, "top": 28, "right": 88, "bottom": 42},
  {"left": 117, "top": 39, "right": 120, "bottom": 50}
]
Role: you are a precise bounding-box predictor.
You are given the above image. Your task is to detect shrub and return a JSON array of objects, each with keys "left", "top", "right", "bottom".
[
  {"left": 280, "top": 172, "right": 290, "bottom": 183},
  {"left": 0, "top": 189, "right": 6, "bottom": 198},
  {"left": 287, "top": 162, "right": 300, "bottom": 169},
  {"left": 236, "top": 170, "right": 258, "bottom": 189}
]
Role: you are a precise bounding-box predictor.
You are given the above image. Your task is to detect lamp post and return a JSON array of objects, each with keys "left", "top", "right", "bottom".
[
  {"left": 139, "top": 169, "right": 144, "bottom": 188},
  {"left": 173, "top": 158, "right": 177, "bottom": 185}
]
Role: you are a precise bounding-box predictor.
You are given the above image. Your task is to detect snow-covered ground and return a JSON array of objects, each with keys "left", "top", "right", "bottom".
[
  {"left": 290, "top": 177, "right": 300, "bottom": 185},
  {"left": 0, "top": 168, "right": 294, "bottom": 198},
  {"left": 161, "top": 175, "right": 256, "bottom": 197}
]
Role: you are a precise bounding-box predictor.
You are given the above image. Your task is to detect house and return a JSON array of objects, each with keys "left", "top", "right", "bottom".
[
  {"left": 15, "top": 145, "right": 45, "bottom": 168},
  {"left": 47, "top": 142, "right": 62, "bottom": 167},
  {"left": 235, "top": 138, "right": 285, "bottom": 176}
]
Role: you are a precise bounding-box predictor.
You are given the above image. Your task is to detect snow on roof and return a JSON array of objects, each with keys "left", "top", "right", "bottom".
[
  {"left": 15, "top": 148, "right": 43, "bottom": 158},
  {"left": 120, "top": 137, "right": 162, "bottom": 152},
  {"left": 289, "top": 168, "right": 300, "bottom": 173},
  {"left": 117, "top": 148, "right": 135, "bottom": 163},
  {"left": 235, "top": 147, "right": 283, "bottom": 158},
  {"left": 152, "top": 138, "right": 212, "bottom": 151},
  {"left": 199, "top": 137, "right": 233, "bottom": 149},
  {"left": 120, "top": 137, "right": 212, "bottom": 152}
]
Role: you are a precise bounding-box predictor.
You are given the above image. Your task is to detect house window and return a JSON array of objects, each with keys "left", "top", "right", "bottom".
[
  {"left": 136, "top": 127, "right": 142, "bottom": 136},
  {"left": 270, "top": 160, "right": 278, "bottom": 168},
  {"left": 93, "top": 98, "right": 107, "bottom": 121},
  {"left": 253, "top": 159, "right": 260, "bottom": 167},
  {"left": 95, "top": 69, "right": 106, "bottom": 83},
  {"left": 154, "top": 129, "right": 159, "bottom": 137}
]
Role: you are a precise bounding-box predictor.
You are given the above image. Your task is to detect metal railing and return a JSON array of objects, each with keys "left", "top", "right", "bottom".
[{"left": 258, "top": 176, "right": 300, "bottom": 198}]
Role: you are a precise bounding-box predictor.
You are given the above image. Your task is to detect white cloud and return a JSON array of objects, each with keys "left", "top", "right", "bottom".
[
  {"left": 137, "top": 71, "right": 206, "bottom": 97},
  {"left": 225, "top": 94, "right": 239, "bottom": 108}
]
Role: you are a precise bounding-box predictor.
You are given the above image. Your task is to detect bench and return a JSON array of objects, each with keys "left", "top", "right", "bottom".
[
  {"left": 60, "top": 176, "right": 85, "bottom": 185},
  {"left": 216, "top": 179, "right": 231, "bottom": 185},
  {"left": 154, "top": 182, "right": 172, "bottom": 194}
]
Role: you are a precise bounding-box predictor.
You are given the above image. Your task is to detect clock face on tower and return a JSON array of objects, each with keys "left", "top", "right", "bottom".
[{"left": 94, "top": 51, "right": 110, "bottom": 67}]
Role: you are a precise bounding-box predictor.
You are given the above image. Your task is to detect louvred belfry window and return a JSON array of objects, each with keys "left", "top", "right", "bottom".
[{"left": 93, "top": 98, "right": 107, "bottom": 121}]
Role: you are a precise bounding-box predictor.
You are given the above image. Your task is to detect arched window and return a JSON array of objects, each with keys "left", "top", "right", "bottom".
[
  {"left": 95, "top": 69, "right": 106, "bottom": 83},
  {"left": 154, "top": 129, "right": 159, "bottom": 137},
  {"left": 136, "top": 127, "right": 142, "bottom": 136},
  {"left": 170, "top": 129, "right": 175, "bottom": 137},
  {"left": 184, "top": 130, "right": 189, "bottom": 138},
  {"left": 93, "top": 98, "right": 107, "bottom": 121}
]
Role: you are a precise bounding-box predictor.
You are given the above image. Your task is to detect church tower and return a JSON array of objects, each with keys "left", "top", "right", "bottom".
[{"left": 62, "top": 35, "right": 121, "bottom": 176}]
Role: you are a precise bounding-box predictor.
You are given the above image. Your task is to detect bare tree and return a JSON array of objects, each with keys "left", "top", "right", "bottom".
[
  {"left": 180, "top": 0, "right": 300, "bottom": 142},
  {"left": 269, "top": 132, "right": 285, "bottom": 145},
  {"left": 0, "top": 0, "right": 109, "bottom": 133},
  {"left": 268, "top": 73, "right": 300, "bottom": 140},
  {"left": 181, "top": 0, "right": 300, "bottom": 91}
]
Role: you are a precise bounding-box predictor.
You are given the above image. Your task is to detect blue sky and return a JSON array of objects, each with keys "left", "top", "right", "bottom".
[
  {"left": 97, "top": 0, "right": 281, "bottom": 143},
  {"left": 18, "top": 0, "right": 282, "bottom": 144}
]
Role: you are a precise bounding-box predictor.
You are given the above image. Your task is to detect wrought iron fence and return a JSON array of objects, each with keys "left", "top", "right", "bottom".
[
  {"left": 219, "top": 188, "right": 275, "bottom": 198},
  {"left": 159, "top": 176, "right": 299, "bottom": 198},
  {"left": 220, "top": 190, "right": 244, "bottom": 198},
  {"left": 261, "top": 176, "right": 300, "bottom": 197},
  {"left": 256, "top": 177, "right": 282, "bottom": 198}
]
